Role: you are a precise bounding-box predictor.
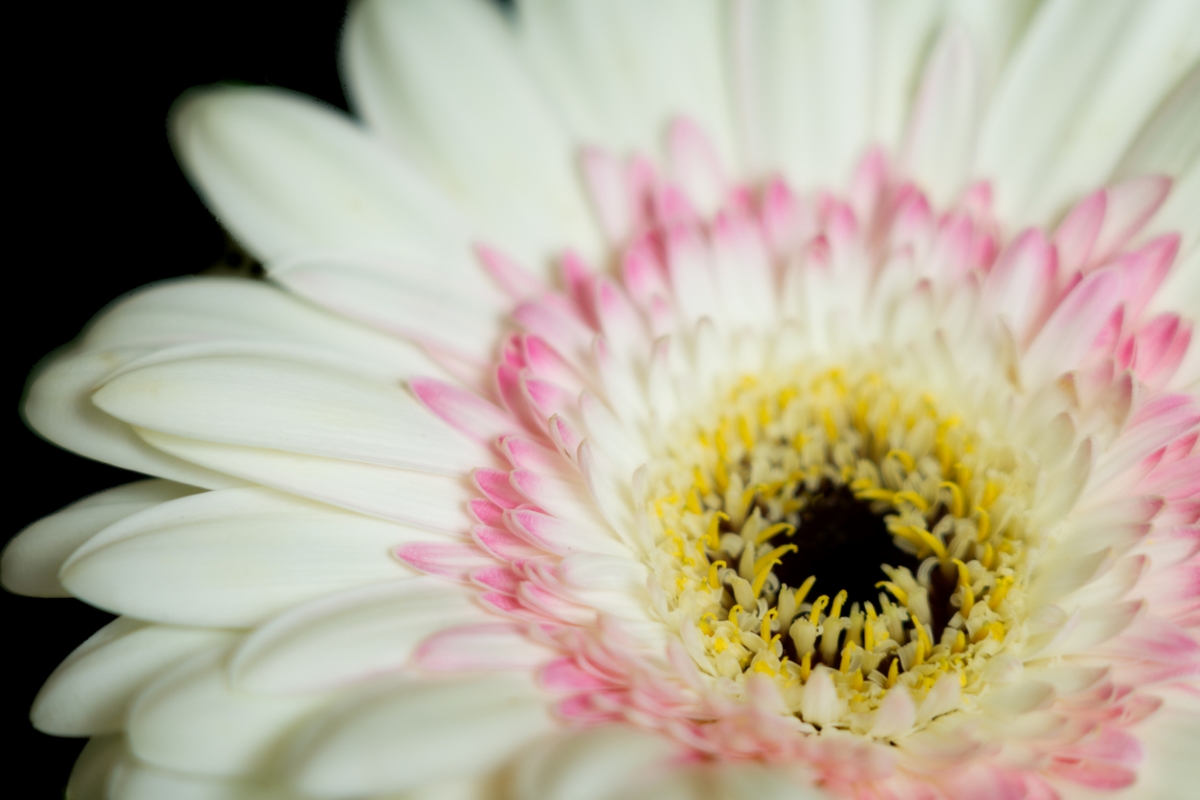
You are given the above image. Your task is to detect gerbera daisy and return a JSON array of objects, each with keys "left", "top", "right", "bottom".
[{"left": 5, "top": 0, "right": 1199, "bottom": 798}]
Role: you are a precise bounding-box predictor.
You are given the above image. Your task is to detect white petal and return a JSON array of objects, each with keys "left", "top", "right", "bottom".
[
  {"left": 93, "top": 354, "right": 488, "bottom": 476},
  {"left": 60, "top": 487, "right": 425, "bottom": 627},
  {"left": 1130, "top": 686, "right": 1200, "bottom": 800},
  {"left": 230, "top": 579, "right": 486, "bottom": 694},
  {"left": 344, "top": 0, "right": 600, "bottom": 269},
  {"left": 33, "top": 617, "right": 234, "bottom": 736},
  {"left": 66, "top": 735, "right": 125, "bottom": 800},
  {"left": 509, "top": 726, "right": 679, "bottom": 800},
  {"left": 519, "top": 0, "right": 736, "bottom": 165},
  {"left": 110, "top": 755, "right": 297, "bottom": 800},
  {"left": 868, "top": 683, "right": 917, "bottom": 739},
  {"left": 977, "top": 0, "right": 1200, "bottom": 225},
  {"left": 270, "top": 253, "right": 507, "bottom": 363},
  {"left": 135, "top": 429, "right": 475, "bottom": 534},
  {"left": 2, "top": 480, "right": 198, "bottom": 597},
  {"left": 287, "top": 677, "right": 552, "bottom": 798},
  {"left": 171, "top": 86, "right": 467, "bottom": 264},
  {"left": 23, "top": 346, "right": 242, "bottom": 489},
  {"left": 870, "top": 0, "right": 944, "bottom": 149},
  {"left": 735, "top": 0, "right": 873, "bottom": 186},
  {"left": 128, "top": 648, "right": 331, "bottom": 777}
]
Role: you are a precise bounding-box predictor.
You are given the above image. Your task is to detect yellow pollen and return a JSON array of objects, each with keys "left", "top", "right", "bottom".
[
  {"left": 707, "top": 560, "right": 727, "bottom": 590},
  {"left": 714, "top": 637, "right": 728, "bottom": 653},
  {"left": 751, "top": 560, "right": 781, "bottom": 597},
  {"left": 760, "top": 608, "right": 778, "bottom": 641},
  {"left": 875, "top": 581, "right": 908, "bottom": 605},
  {"left": 975, "top": 507, "right": 991, "bottom": 542},
  {"left": 754, "top": 522, "right": 796, "bottom": 546},
  {"left": 886, "top": 449, "right": 916, "bottom": 472},
  {"left": 808, "top": 595, "right": 830, "bottom": 624},
  {"left": 886, "top": 658, "right": 899, "bottom": 688},
  {"left": 828, "top": 589, "right": 848, "bottom": 621},
  {"left": 752, "top": 660, "right": 776, "bottom": 676},
  {"left": 893, "top": 490, "right": 929, "bottom": 512},
  {"left": 939, "top": 482, "right": 965, "bottom": 517},
  {"left": 793, "top": 576, "right": 817, "bottom": 606},
  {"left": 754, "top": 543, "right": 798, "bottom": 574},
  {"left": 988, "top": 576, "right": 1013, "bottom": 610}
]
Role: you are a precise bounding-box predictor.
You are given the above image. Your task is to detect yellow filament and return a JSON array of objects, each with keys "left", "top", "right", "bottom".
[
  {"left": 973, "top": 621, "right": 1006, "bottom": 643},
  {"left": 793, "top": 576, "right": 817, "bottom": 606},
  {"left": 875, "top": 581, "right": 909, "bottom": 605},
  {"left": 754, "top": 522, "right": 796, "bottom": 546},
  {"left": 751, "top": 660, "right": 776, "bottom": 676},
  {"left": 715, "top": 423, "right": 728, "bottom": 459},
  {"left": 852, "top": 671, "right": 865, "bottom": 691},
  {"left": 952, "top": 559, "right": 975, "bottom": 616},
  {"left": 915, "top": 623, "right": 931, "bottom": 663},
  {"left": 800, "top": 652, "right": 813, "bottom": 681},
  {"left": 758, "top": 400, "right": 771, "bottom": 428},
  {"left": 714, "top": 458, "right": 729, "bottom": 493},
  {"left": 975, "top": 508, "right": 991, "bottom": 542},
  {"left": 778, "top": 387, "right": 797, "bottom": 409},
  {"left": 751, "top": 560, "right": 781, "bottom": 597},
  {"left": 952, "top": 630, "right": 966, "bottom": 654},
  {"left": 886, "top": 449, "right": 916, "bottom": 472},
  {"left": 739, "top": 485, "right": 760, "bottom": 512},
  {"left": 822, "top": 409, "right": 838, "bottom": 441},
  {"left": 760, "top": 608, "right": 778, "bottom": 641},
  {"left": 864, "top": 603, "right": 877, "bottom": 651},
  {"left": 754, "top": 543, "right": 798, "bottom": 574},
  {"left": 685, "top": 488, "right": 703, "bottom": 514},
  {"left": 705, "top": 512, "right": 728, "bottom": 549},
  {"left": 913, "top": 635, "right": 926, "bottom": 667},
  {"left": 857, "top": 488, "right": 897, "bottom": 503},
  {"left": 737, "top": 415, "right": 755, "bottom": 450},
  {"left": 982, "top": 480, "right": 999, "bottom": 508},
  {"left": 707, "top": 560, "right": 727, "bottom": 590},
  {"left": 692, "top": 466, "right": 711, "bottom": 497},
  {"left": 939, "top": 481, "right": 965, "bottom": 517},
  {"left": 893, "top": 490, "right": 929, "bottom": 512},
  {"left": 988, "top": 576, "right": 1013, "bottom": 610},
  {"left": 886, "top": 658, "right": 899, "bottom": 688},
  {"left": 808, "top": 595, "right": 830, "bottom": 624},
  {"left": 839, "top": 642, "right": 855, "bottom": 673},
  {"left": 714, "top": 637, "right": 728, "bottom": 653},
  {"left": 699, "top": 613, "right": 716, "bottom": 635},
  {"left": 900, "top": 525, "right": 947, "bottom": 560},
  {"left": 980, "top": 542, "right": 995, "bottom": 569},
  {"left": 829, "top": 590, "right": 848, "bottom": 621},
  {"left": 728, "top": 604, "right": 743, "bottom": 623}
]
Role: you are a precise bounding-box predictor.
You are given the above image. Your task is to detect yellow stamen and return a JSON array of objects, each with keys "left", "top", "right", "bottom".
[
  {"left": 951, "top": 630, "right": 966, "bottom": 654},
  {"left": 914, "top": 624, "right": 931, "bottom": 666},
  {"left": 982, "top": 480, "right": 999, "bottom": 508},
  {"left": 715, "top": 423, "right": 729, "bottom": 459},
  {"left": 758, "top": 400, "right": 772, "bottom": 428},
  {"left": 698, "top": 613, "right": 716, "bottom": 635},
  {"left": 707, "top": 560, "right": 727, "bottom": 590},
  {"left": 737, "top": 414, "right": 754, "bottom": 450},
  {"left": 800, "top": 651, "right": 813, "bottom": 681},
  {"left": 714, "top": 458, "right": 728, "bottom": 493},
  {"left": 886, "top": 658, "right": 899, "bottom": 688},
  {"left": 754, "top": 521, "right": 796, "bottom": 545},
  {"left": 760, "top": 608, "right": 778, "bottom": 641},
  {"left": 980, "top": 542, "right": 995, "bottom": 569},
  {"left": 886, "top": 449, "right": 915, "bottom": 472},
  {"left": 839, "top": 642, "right": 855, "bottom": 672},
  {"left": 685, "top": 488, "right": 702, "bottom": 514},
  {"left": 829, "top": 590, "right": 849, "bottom": 621},
  {"left": 893, "top": 490, "right": 929, "bottom": 512},
  {"left": 705, "top": 511, "right": 728, "bottom": 549},
  {"left": 728, "top": 604, "right": 743, "bottom": 623},
  {"left": 751, "top": 560, "right": 781, "bottom": 598},
  {"left": 856, "top": 488, "right": 897, "bottom": 503},
  {"left": 988, "top": 575, "right": 1013, "bottom": 610},
  {"left": 714, "top": 637, "right": 728, "bottom": 653},
  {"left": 692, "top": 466, "right": 711, "bottom": 497},
  {"left": 952, "top": 558, "right": 975, "bottom": 616},
  {"left": 793, "top": 576, "right": 817, "bottom": 606},
  {"left": 913, "top": 635, "right": 926, "bottom": 667},
  {"left": 822, "top": 409, "right": 838, "bottom": 441},
  {"left": 900, "top": 525, "right": 947, "bottom": 560},
  {"left": 754, "top": 543, "right": 798, "bottom": 574},
  {"left": 864, "top": 603, "right": 877, "bottom": 651},
  {"left": 875, "top": 581, "right": 909, "bottom": 605},
  {"left": 939, "top": 482, "right": 965, "bottom": 517},
  {"left": 808, "top": 595, "right": 830, "bottom": 624},
  {"left": 975, "top": 507, "right": 991, "bottom": 542},
  {"left": 751, "top": 660, "right": 776, "bottom": 676},
  {"left": 852, "top": 671, "right": 864, "bottom": 691}
]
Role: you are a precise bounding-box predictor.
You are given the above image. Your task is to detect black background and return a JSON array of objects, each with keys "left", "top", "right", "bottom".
[{"left": 7, "top": 3, "right": 350, "bottom": 794}]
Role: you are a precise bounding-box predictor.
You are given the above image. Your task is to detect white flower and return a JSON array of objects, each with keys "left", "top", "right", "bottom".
[{"left": 5, "top": 1, "right": 1199, "bottom": 799}]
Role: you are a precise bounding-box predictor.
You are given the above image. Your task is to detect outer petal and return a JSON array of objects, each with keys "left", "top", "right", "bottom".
[{"left": 343, "top": 0, "right": 600, "bottom": 270}]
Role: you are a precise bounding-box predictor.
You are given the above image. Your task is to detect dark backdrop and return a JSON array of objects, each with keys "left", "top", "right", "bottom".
[{"left": 8, "top": 3, "right": 350, "bottom": 794}]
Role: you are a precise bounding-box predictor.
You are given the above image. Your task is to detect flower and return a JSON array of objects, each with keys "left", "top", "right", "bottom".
[{"left": 5, "top": 0, "right": 1199, "bottom": 797}]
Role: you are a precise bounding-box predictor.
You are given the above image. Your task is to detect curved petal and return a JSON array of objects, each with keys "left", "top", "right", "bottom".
[
  {"left": 1, "top": 480, "right": 199, "bottom": 597},
  {"left": 344, "top": 0, "right": 601, "bottom": 270}
]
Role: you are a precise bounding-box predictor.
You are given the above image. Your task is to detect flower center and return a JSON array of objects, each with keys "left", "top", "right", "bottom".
[{"left": 645, "top": 364, "right": 1039, "bottom": 732}]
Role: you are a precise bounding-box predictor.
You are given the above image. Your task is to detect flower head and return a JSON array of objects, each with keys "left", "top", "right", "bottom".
[{"left": 5, "top": 1, "right": 1199, "bottom": 798}]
